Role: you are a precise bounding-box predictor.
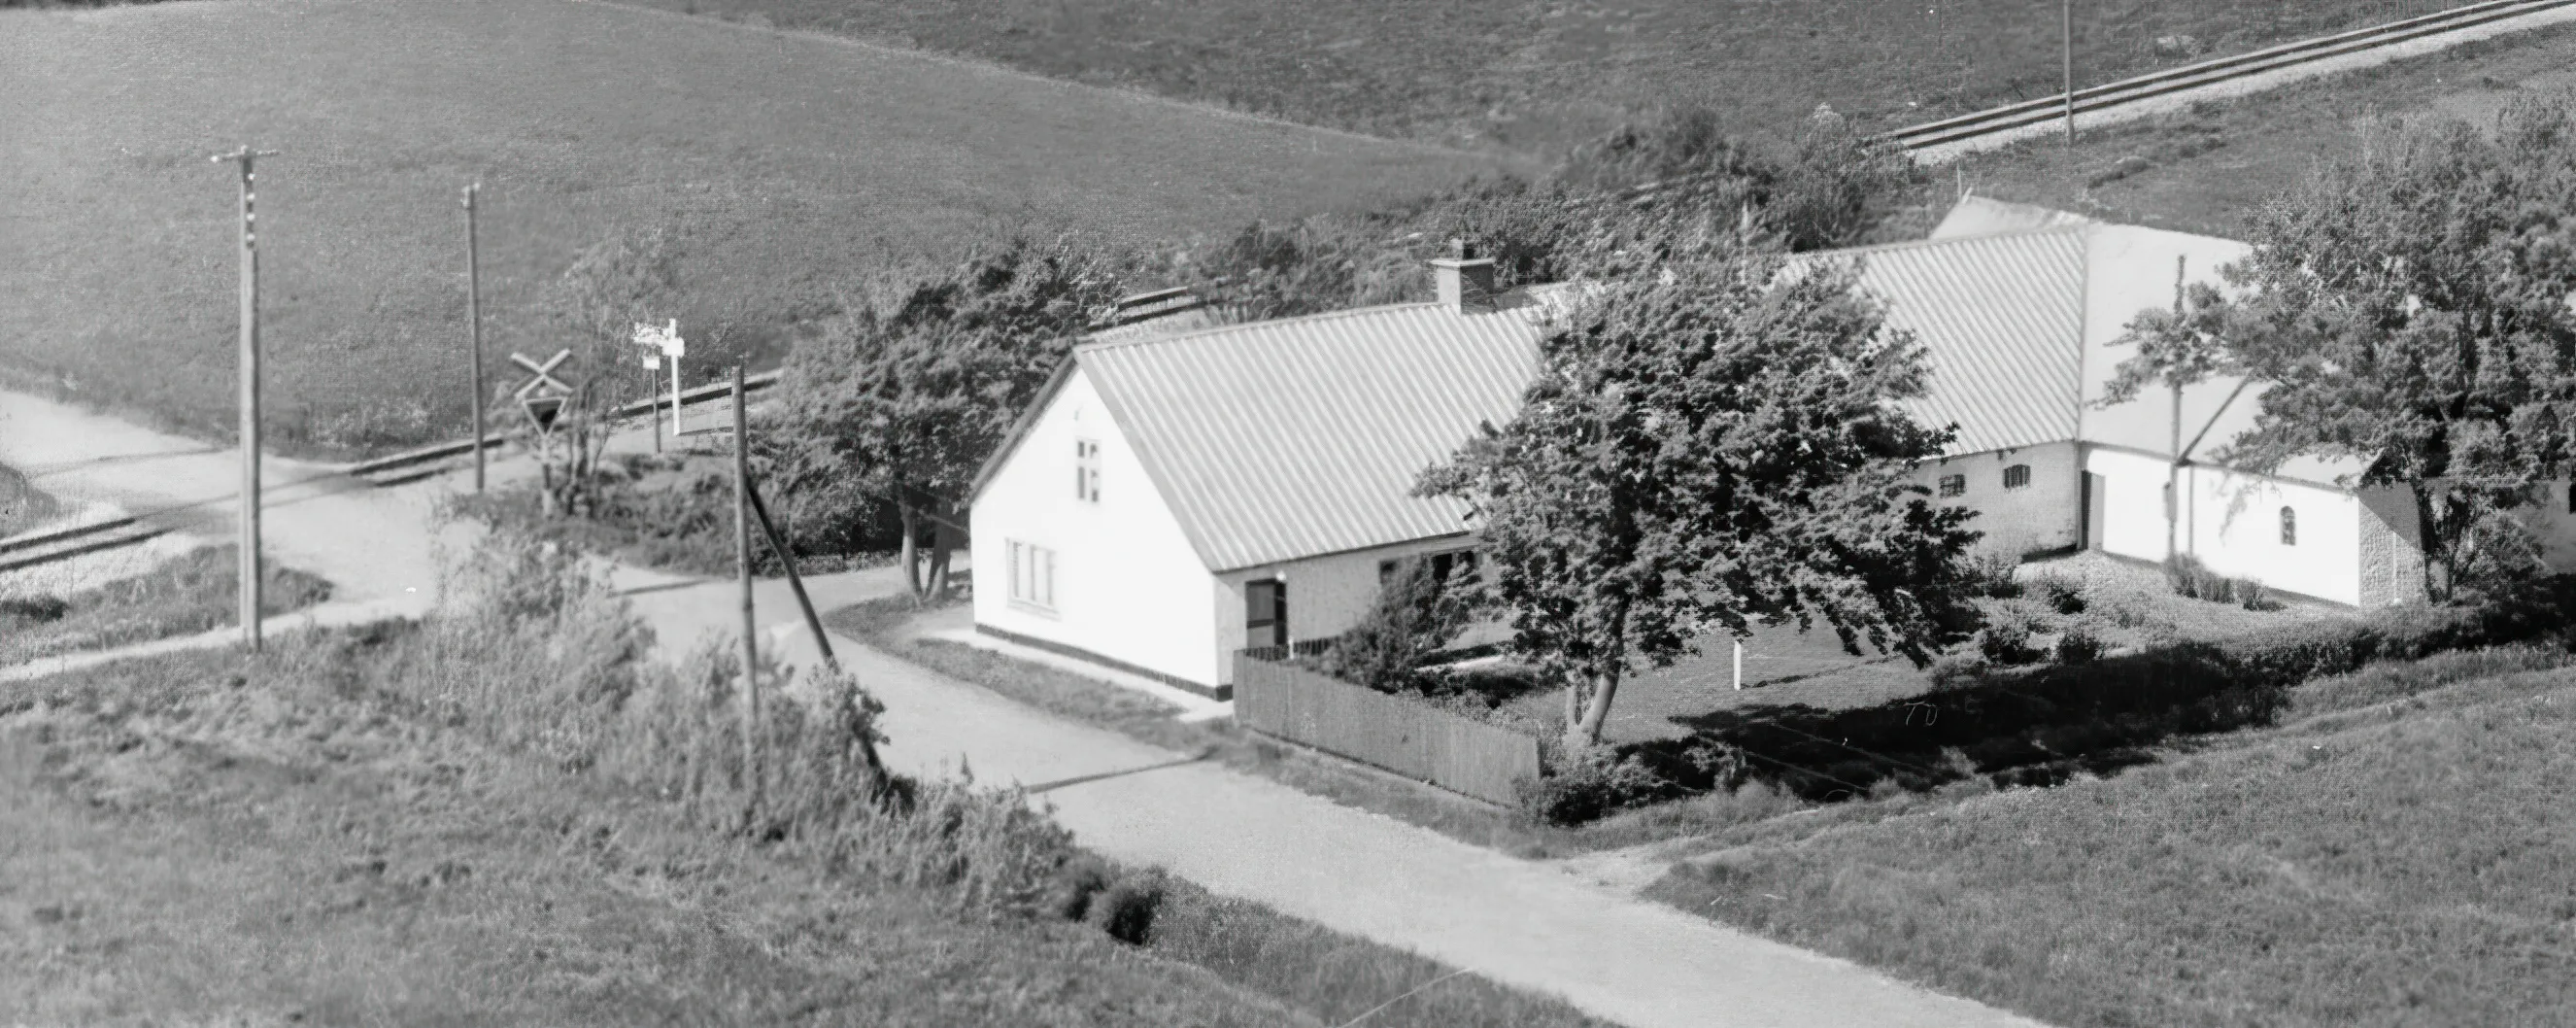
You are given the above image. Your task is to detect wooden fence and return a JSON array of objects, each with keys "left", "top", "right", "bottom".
[{"left": 1233, "top": 654, "right": 1542, "bottom": 806}]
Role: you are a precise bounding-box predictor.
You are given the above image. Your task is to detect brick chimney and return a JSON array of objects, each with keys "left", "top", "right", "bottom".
[{"left": 1430, "top": 238, "right": 1497, "bottom": 313}]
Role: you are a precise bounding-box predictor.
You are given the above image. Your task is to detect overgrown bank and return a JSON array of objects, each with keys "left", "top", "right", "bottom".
[{"left": 0, "top": 530, "right": 1610, "bottom": 1028}]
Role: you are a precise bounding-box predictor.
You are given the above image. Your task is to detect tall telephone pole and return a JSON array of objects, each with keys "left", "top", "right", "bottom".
[
  {"left": 2063, "top": 0, "right": 2077, "bottom": 145},
  {"left": 732, "top": 365, "right": 763, "bottom": 820},
  {"left": 213, "top": 146, "right": 279, "bottom": 652},
  {"left": 464, "top": 183, "right": 488, "bottom": 493}
]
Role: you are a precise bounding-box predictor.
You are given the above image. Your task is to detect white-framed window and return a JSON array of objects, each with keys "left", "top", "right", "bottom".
[
  {"left": 1007, "top": 539, "right": 1057, "bottom": 612},
  {"left": 1938, "top": 473, "right": 1966, "bottom": 497},
  {"left": 1075, "top": 439, "right": 1101, "bottom": 502},
  {"left": 2002, "top": 464, "right": 2031, "bottom": 490}
]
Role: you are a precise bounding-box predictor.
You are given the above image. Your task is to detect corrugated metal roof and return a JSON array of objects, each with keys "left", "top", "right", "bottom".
[
  {"left": 1077, "top": 295, "right": 1555, "bottom": 572},
  {"left": 1068, "top": 230, "right": 2091, "bottom": 570},
  {"left": 1795, "top": 228, "right": 2090, "bottom": 456}
]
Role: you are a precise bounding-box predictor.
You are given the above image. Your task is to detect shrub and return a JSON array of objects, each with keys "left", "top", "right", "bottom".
[
  {"left": 1977, "top": 610, "right": 2044, "bottom": 666},
  {"left": 0, "top": 594, "right": 70, "bottom": 627},
  {"left": 1515, "top": 747, "right": 1688, "bottom": 825},
  {"left": 2030, "top": 573, "right": 2087, "bottom": 615},
  {"left": 2236, "top": 577, "right": 2280, "bottom": 611},
  {"left": 1087, "top": 872, "right": 1169, "bottom": 945},
  {"left": 1046, "top": 855, "right": 1115, "bottom": 922},
  {"left": 2163, "top": 554, "right": 2232, "bottom": 602},
  {"left": 1309, "top": 556, "right": 1471, "bottom": 693},
  {"left": 2053, "top": 628, "right": 2104, "bottom": 666},
  {"left": 1958, "top": 550, "right": 2024, "bottom": 599}
]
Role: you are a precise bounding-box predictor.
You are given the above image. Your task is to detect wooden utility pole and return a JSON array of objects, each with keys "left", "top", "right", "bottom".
[
  {"left": 2167, "top": 256, "right": 2186, "bottom": 563},
  {"left": 732, "top": 365, "right": 763, "bottom": 818},
  {"left": 464, "top": 183, "right": 487, "bottom": 493},
  {"left": 747, "top": 473, "right": 888, "bottom": 783},
  {"left": 2062, "top": 0, "right": 2077, "bottom": 145},
  {"left": 214, "top": 146, "right": 278, "bottom": 652}
]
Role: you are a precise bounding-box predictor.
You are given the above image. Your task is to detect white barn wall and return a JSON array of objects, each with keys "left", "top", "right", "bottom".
[
  {"left": 971, "top": 369, "right": 1223, "bottom": 687},
  {"left": 2085, "top": 447, "right": 2176, "bottom": 563},
  {"left": 1913, "top": 441, "right": 2081, "bottom": 557},
  {"left": 2180, "top": 465, "right": 2362, "bottom": 605}
]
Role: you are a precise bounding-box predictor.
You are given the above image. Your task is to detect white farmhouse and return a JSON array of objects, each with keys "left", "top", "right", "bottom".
[
  {"left": 967, "top": 197, "right": 2576, "bottom": 696},
  {"left": 968, "top": 258, "right": 1554, "bottom": 699}
]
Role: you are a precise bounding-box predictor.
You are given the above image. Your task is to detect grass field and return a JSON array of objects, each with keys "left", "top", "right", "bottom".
[
  {"left": 0, "top": 0, "right": 1511, "bottom": 459},
  {"left": 623, "top": 0, "right": 2480, "bottom": 153},
  {"left": 1644, "top": 645, "right": 2576, "bottom": 1028},
  {"left": 0, "top": 544, "right": 332, "bottom": 666},
  {"left": 1926, "top": 21, "right": 2576, "bottom": 237},
  {"left": 0, "top": 575, "right": 1610, "bottom": 1027}
]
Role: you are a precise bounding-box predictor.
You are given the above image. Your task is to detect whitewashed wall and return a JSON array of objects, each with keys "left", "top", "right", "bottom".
[
  {"left": 2180, "top": 464, "right": 2363, "bottom": 605},
  {"left": 971, "top": 369, "right": 1223, "bottom": 686},
  {"left": 1912, "top": 441, "right": 2082, "bottom": 557},
  {"left": 2085, "top": 447, "right": 2176, "bottom": 564}
]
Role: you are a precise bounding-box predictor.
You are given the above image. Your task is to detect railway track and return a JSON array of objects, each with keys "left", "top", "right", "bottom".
[
  {"left": 342, "top": 369, "right": 784, "bottom": 488},
  {"left": 1881, "top": 0, "right": 2576, "bottom": 154},
  {"left": 0, "top": 514, "right": 170, "bottom": 574}
]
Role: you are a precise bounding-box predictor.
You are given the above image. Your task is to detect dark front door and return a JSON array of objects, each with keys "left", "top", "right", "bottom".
[
  {"left": 2084, "top": 472, "right": 2108, "bottom": 550},
  {"left": 1246, "top": 579, "right": 1287, "bottom": 649}
]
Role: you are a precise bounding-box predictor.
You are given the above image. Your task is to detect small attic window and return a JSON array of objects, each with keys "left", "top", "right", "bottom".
[
  {"left": 2003, "top": 464, "right": 2031, "bottom": 490},
  {"left": 1938, "top": 473, "right": 1966, "bottom": 497},
  {"left": 1075, "top": 439, "right": 1101, "bottom": 502}
]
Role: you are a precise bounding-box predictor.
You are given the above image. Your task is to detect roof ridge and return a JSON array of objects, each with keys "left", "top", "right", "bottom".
[
  {"left": 1805, "top": 223, "right": 2092, "bottom": 260},
  {"left": 1077, "top": 300, "right": 1450, "bottom": 354}
]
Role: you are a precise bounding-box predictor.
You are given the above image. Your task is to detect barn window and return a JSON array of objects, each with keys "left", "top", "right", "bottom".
[
  {"left": 1074, "top": 439, "right": 1101, "bottom": 502},
  {"left": 2280, "top": 506, "right": 2297, "bottom": 546},
  {"left": 2002, "top": 464, "right": 2031, "bottom": 490},
  {"left": 1938, "top": 474, "right": 1966, "bottom": 497}
]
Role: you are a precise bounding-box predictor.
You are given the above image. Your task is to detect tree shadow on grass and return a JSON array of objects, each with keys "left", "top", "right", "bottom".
[{"left": 1623, "top": 640, "right": 2291, "bottom": 802}]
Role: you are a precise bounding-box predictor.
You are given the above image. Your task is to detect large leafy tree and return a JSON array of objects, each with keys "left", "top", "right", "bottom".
[
  {"left": 2122, "top": 98, "right": 2576, "bottom": 601},
  {"left": 1417, "top": 239, "right": 1981, "bottom": 748},
  {"left": 770, "top": 238, "right": 1126, "bottom": 601}
]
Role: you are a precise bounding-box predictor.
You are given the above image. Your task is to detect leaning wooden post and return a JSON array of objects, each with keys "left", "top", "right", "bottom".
[
  {"left": 732, "top": 364, "right": 763, "bottom": 820},
  {"left": 747, "top": 475, "right": 888, "bottom": 781}
]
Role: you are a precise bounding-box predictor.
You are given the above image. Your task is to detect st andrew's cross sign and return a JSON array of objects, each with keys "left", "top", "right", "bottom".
[{"left": 511, "top": 348, "right": 573, "bottom": 433}]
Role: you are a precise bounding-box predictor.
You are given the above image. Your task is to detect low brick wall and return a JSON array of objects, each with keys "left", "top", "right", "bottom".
[{"left": 1233, "top": 654, "right": 1542, "bottom": 805}]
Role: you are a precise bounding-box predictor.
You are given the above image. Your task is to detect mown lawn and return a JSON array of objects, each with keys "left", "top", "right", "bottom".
[
  {"left": 0, "top": 544, "right": 333, "bottom": 666},
  {"left": 1644, "top": 645, "right": 2576, "bottom": 1028},
  {"left": 0, "top": 0, "right": 1509, "bottom": 459},
  {"left": 622, "top": 0, "right": 2480, "bottom": 152}
]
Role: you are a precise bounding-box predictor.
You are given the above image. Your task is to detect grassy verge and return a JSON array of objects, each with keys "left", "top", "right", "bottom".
[
  {"left": 1644, "top": 643, "right": 2576, "bottom": 1028},
  {"left": 0, "top": 544, "right": 333, "bottom": 665},
  {"left": 616, "top": 0, "right": 2477, "bottom": 154},
  {"left": 0, "top": 531, "right": 1609, "bottom": 1028},
  {"left": 1931, "top": 21, "right": 2576, "bottom": 238}
]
